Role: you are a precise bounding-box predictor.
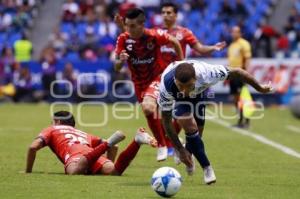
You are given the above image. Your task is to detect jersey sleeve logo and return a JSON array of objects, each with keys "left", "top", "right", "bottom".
[
  {"left": 176, "top": 32, "right": 183, "bottom": 40},
  {"left": 157, "top": 29, "right": 165, "bottom": 36}
]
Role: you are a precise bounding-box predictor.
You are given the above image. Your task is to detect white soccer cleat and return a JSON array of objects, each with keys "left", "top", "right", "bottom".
[
  {"left": 106, "top": 131, "right": 126, "bottom": 147},
  {"left": 203, "top": 165, "right": 216, "bottom": 185},
  {"left": 185, "top": 155, "right": 196, "bottom": 176},
  {"left": 135, "top": 127, "right": 157, "bottom": 147},
  {"left": 156, "top": 146, "right": 168, "bottom": 162}
]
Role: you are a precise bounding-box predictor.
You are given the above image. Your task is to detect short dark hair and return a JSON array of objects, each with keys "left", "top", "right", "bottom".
[
  {"left": 125, "top": 8, "right": 146, "bottom": 23},
  {"left": 53, "top": 111, "right": 75, "bottom": 127},
  {"left": 175, "top": 63, "right": 196, "bottom": 83},
  {"left": 161, "top": 2, "right": 178, "bottom": 13}
]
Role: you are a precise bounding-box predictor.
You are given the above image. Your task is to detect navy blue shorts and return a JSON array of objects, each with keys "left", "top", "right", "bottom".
[{"left": 172, "top": 94, "right": 206, "bottom": 127}]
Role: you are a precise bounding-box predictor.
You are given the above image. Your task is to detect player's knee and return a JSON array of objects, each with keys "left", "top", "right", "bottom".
[
  {"left": 141, "top": 102, "right": 156, "bottom": 116},
  {"left": 177, "top": 118, "right": 198, "bottom": 134},
  {"left": 100, "top": 161, "right": 115, "bottom": 175}
]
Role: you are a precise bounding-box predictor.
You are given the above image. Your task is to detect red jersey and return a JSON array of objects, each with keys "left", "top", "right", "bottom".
[
  {"left": 38, "top": 125, "right": 101, "bottom": 164},
  {"left": 115, "top": 28, "right": 170, "bottom": 91},
  {"left": 159, "top": 26, "right": 198, "bottom": 68}
]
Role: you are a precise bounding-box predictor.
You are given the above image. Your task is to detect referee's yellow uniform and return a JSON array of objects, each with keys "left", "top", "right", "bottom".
[
  {"left": 228, "top": 38, "right": 251, "bottom": 68},
  {"left": 227, "top": 38, "right": 252, "bottom": 94}
]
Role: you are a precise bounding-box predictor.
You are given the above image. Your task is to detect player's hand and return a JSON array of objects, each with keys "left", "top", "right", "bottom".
[
  {"left": 258, "top": 81, "right": 273, "bottom": 93},
  {"left": 178, "top": 148, "right": 193, "bottom": 168},
  {"left": 214, "top": 41, "right": 226, "bottom": 51},
  {"left": 114, "top": 13, "right": 124, "bottom": 30},
  {"left": 120, "top": 50, "right": 129, "bottom": 62}
]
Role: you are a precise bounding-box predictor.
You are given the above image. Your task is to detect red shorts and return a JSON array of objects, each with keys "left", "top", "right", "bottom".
[
  {"left": 64, "top": 145, "right": 112, "bottom": 174},
  {"left": 135, "top": 77, "right": 161, "bottom": 103}
]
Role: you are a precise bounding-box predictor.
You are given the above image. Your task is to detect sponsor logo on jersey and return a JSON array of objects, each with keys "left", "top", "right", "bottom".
[
  {"left": 161, "top": 45, "right": 176, "bottom": 53},
  {"left": 126, "top": 44, "right": 133, "bottom": 51},
  {"left": 176, "top": 32, "right": 183, "bottom": 40},
  {"left": 131, "top": 57, "right": 155, "bottom": 65},
  {"left": 125, "top": 39, "right": 136, "bottom": 44}
]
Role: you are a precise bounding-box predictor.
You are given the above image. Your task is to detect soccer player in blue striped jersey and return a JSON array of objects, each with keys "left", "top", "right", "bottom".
[{"left": 158, "top": 60, "right": 272, "bottom": 184}]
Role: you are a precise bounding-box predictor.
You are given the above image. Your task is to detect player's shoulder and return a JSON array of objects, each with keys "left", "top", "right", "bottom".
[
  {"left": 117, "top": 32, "right": 130, "bottom": 39},
  {"left": 147, "top": 28, "right": 166, "bottom": 37},
  {"left": 239, "top": 38, "right": 251, "bottom": 46},
  {"left": 176, "top": 26, "right": 194, "bottom": 34},
  {"left": 177, "top": 25, "right": 191, "bottom": 32},
  {"left": 39, "top": 125, "right": 56, "bottom": 135}
]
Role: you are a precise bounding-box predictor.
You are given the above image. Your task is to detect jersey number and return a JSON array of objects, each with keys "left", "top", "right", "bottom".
[{"left": 65, "top": 134, "right": 88, "bottom": 145}]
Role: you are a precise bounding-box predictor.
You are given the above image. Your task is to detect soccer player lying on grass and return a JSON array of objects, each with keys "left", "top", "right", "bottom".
[
  {"left": 158, "top": 60, "right": 273, "bottom": 184},
  {"left": 25, "top": 111, "right": 157, "bottom": 175}
]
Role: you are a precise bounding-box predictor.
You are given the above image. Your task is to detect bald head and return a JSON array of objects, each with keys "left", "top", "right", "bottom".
[{"left": 231, "top": 26, "right": 241, "bottom": 41}]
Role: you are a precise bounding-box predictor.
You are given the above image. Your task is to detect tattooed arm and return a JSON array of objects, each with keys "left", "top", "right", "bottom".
[
  {"left": 161, "top": 111, "right": 193, "bottom": 167},
  {"left": 228, "top": 68, "right": 273, "bottom": 93}
]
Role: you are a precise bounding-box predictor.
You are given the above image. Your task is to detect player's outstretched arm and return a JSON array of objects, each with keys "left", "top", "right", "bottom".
[
  {"left": 168, "top": 36, "right": 184, "bottom": 60},
  {"left": 192, "top": 41, "right": 226, "bottom": 55},
  {"left": 25, "top": 138, "right": 45, "bottom": 173},
  {"left": 228, "top": 68, "right": 273, "bottom": 93}
]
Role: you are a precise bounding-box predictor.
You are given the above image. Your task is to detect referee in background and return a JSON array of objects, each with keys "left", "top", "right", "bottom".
[{"left": 228, "top": 26, "right": 252, "bottom": 128}]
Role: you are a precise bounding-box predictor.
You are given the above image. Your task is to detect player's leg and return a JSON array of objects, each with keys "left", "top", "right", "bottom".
[
  {"left": 194, "top": 103, "right": 216, "bottom": 184},
  {"left": 90, "top": 156, "right": 115, "bottom": 175},
  {"left": 140, "top": 81, "right": 168, "bottom": 161},
  {"left": 176, "top": 112, "right": 211, "bottom": 170},
  {"left": 230, "top": 79, "right": 247, "bottom": 128},
  {"left": 65, "top": 154, "right": 89, "bottom": 175},
  {"left": 174, "top": 100, "right": 215, "bottom": 184},
  {"left": 106, "top": 145, "right": 118, "bottom": 162},
  {"left": 112, "top": 128, "right": 157, "bottom": 176},
  {"left": 83, "top": 131, "right": 125, "bottom": 166}
]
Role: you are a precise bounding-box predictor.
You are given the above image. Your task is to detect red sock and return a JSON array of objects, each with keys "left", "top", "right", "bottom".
[
  {"left": 145, "top": 114, "right": 166, "bottom": 147},
  {"left": 165, "top": 136, "right": 173, "bottom": 148},
  {"left": 114, "top": 140, "right": 140, "bottom": 175},
  {"left": 84, "top": 142, "right": 108, "bottom": 165}
]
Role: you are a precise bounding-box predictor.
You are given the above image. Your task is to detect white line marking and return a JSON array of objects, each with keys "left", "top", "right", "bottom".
[
  {"left": 286, "top": 125, "right": 300, "bottom": 134},
  {"left": 208, "top": 117, "right": 300, "bottom": 159}
]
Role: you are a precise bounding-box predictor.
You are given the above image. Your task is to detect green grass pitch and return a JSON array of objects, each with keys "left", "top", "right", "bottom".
[{"left": 0, "top": 103, "right": 300, "bottom": 199}]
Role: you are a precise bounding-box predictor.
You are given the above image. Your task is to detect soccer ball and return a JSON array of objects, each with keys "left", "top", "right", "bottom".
[{"left": 151, "top": 167, "right": 182, "bottom": 198}]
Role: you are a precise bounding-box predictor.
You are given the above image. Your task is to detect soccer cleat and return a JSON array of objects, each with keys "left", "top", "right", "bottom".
[
  {"left": 185, "top": 155, "right": 195, "bottom": 176},
  {"left": 156, "top": 146, "right": 168, "bottom": 162},
  {"left": 106, "top": 131, "right": 126, "bottom": 147},
  {"left": 135, "top": 127, "right": 157, "bottom": 147},
  {"left": 203, "top": 165, "right": 216, "bottom": 185},
  {"left": 167, "top": 147, "right": 175, "bottom": 156}
]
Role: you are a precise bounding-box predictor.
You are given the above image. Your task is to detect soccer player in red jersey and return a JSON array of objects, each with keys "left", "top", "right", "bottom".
[
  {"left": 25, "top": 111, "right": 157, "bottom": 175},
  {"left": 114, "top": 8, "right": 184, "bottom": 161},
  {"left": 114, "top": 5, "right": 226, "bottom": 160},
  {"left": 159, "top": 2, "right": 226, "bottom": 67}
]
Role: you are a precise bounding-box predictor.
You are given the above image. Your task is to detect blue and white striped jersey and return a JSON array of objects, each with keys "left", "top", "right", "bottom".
[{"left": 158, "top": 60, "right": 229, "bottom": 111}]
